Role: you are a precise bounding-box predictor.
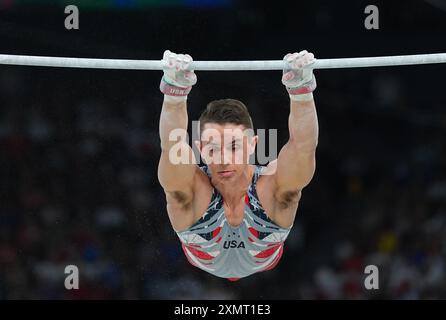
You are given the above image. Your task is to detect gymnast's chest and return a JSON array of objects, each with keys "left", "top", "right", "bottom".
[{"left": 216, "top": 222, "right": 249, "bottom": 250}]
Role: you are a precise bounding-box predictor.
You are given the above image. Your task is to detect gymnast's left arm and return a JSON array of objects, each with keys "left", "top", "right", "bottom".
[{"left": 271, "top": 50, "right": 319, "bottom": 197}]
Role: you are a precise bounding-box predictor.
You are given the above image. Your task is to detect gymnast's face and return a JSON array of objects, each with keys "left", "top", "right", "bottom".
[{"left": 197, "top": 123, "right": 257, "bottom": 180}]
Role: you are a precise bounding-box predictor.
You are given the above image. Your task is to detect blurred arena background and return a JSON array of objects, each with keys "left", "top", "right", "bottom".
[{"left": 0, "top": 0, "right": 445, "bottom": 299}]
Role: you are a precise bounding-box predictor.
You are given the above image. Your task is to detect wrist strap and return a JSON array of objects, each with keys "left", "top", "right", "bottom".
[
  {"left": 160, "top": 78, "right": 191, "bottom": 96},
  {"left": 286, "top": 76, "right": 317, "bottom": 95}
]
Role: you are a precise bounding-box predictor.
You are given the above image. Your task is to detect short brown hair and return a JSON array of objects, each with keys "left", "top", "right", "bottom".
[{"left": 198, "top": 99, "right": 254, "bottom": 135}]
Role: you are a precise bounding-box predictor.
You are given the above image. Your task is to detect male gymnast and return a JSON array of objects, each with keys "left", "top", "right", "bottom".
[{"left": 158, "top": 49, "right": 318, "bottom": 280}]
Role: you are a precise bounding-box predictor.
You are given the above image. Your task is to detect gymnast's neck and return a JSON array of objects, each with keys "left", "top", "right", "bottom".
[{"left": 210, "top": 164, "right": 255, "bottom": 207}]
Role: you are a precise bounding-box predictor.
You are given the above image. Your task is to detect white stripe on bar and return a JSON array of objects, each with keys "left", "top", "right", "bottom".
[{"left": 0, "top": 53, "right": 445, "bottom": 71}]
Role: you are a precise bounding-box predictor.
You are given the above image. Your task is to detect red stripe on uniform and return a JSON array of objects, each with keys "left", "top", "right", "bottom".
[
  {"left": 212, "top": 226, "right": 222, "bottom": 238},
  {"left": 261, "top": 245, "right": 284, "bottom": 272},
  {"left": 181, "top": 244, "right": 198, "bottom": 267},
  {"left": 248, "top": 227, "right": 259, "bottom": 238},
  {"left": 254, "top": 244, "right": 281, "bottom": 258},
  {"left": 185, "top": 245, "right": 215, "bottom": 261}
]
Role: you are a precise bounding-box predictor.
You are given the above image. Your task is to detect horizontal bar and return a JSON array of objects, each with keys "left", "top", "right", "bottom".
[{"left": 0, "top": 53, "right": 445, "bottom": 71}]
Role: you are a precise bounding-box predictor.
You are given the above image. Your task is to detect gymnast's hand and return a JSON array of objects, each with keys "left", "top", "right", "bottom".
[
  {"left": 160, "top": 50, "right": 197, "bottom": 97},
  {"left": 282, "top": 50, "right": 317, "bottom": 97}
]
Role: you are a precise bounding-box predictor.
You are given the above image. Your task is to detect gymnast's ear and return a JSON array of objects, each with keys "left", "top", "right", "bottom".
[
  {"left": 248, "top": 135, "right": 258, "bottom": 155},
  {"left": 251, "top": 135, "right": 258, "bottom": 145},
  {"left": 194, "top": 140, "right": 202, "bottom": 151},
  {"left": 243, "top": 127, "right": 257, "bottom": 153}
]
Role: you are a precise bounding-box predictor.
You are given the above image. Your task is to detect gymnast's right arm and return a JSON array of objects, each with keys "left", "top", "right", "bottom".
[{"left": 158, "top": 50, "right": 198, "bottom": 209}]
